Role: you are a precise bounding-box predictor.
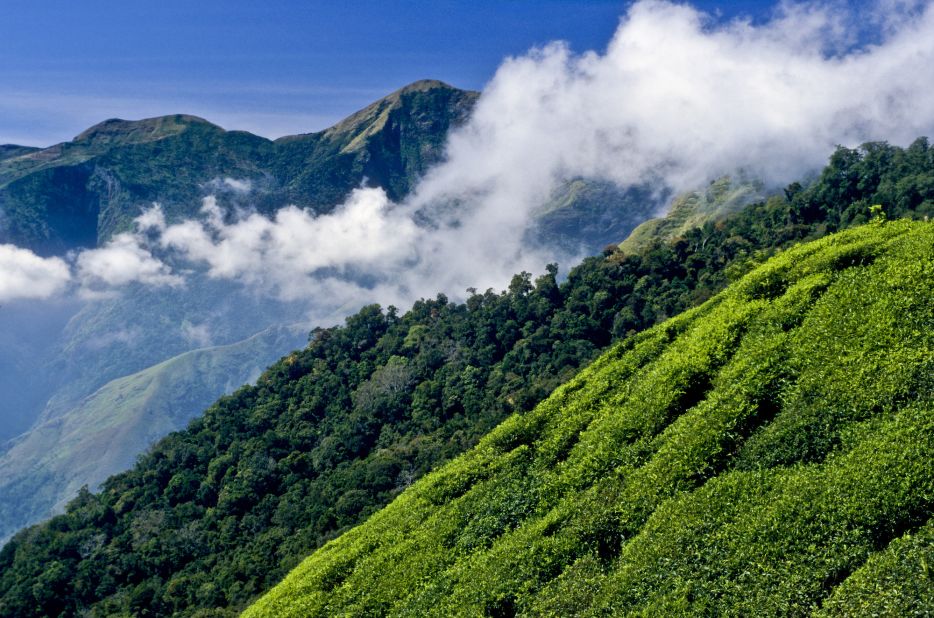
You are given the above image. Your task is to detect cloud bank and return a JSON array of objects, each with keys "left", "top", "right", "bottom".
[
  {"left": 8, "top": 0, "right": 934, "bottom": 312},
  {"left": 0, "top": 244, "right": 71, "bottom": 302},
  {"left": 416, "top": 0, "right": 934, "bottom": 202},
  {"left": 76, "top": 232, "right": 183, "bottom": 297}
]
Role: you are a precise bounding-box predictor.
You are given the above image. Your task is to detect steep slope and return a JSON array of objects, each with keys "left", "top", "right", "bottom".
[
  {"left": 247, "top": 220, "right": 934, "bottom": 617},
  {"left": 618, "top": 175, "right": 765, "bottom": 254},
  {"left": 0, "top": 81, "right": 477, "bottom": 255},
  {"left": 0, "top": 324, "right": 307, "bottom": 545},
  {"left": 1, "top": 140, "right": 932, "bottom": 617},
  {"left": 273, "top": 79, "right": 478, "bottom": 208}
]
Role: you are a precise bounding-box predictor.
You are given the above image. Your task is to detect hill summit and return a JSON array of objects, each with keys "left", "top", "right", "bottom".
[{"left": 72, "top": 114, "right": 220, "bottom": 147}]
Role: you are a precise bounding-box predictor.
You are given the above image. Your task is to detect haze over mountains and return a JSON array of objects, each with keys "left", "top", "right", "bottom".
[
  {"left": 1, "top": 0, "right": 934, "bottom": 615},
  {"left": 0, "top": 79, "right": 661, "bottom": 543},
  {"left": 3, "top": 135, "right": 933, "bottom": 616}
]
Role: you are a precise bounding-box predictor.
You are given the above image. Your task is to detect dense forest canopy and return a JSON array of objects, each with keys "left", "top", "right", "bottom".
[
  {"left": 247, "top": 219, "right": 934, "bottom": 617},
  {"left": 1, "top": 138, "right": 932, "bottom": 616}
]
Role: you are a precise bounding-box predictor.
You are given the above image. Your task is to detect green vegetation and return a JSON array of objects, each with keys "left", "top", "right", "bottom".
[
  {"left": 247, "top": 220, "right": 934, "bottom": 617},
  {"left": 1, "top": 138, "right": 932, "bottom": 617},
  {"left": 618, "top": 175, "right": 763, "bottom": 254},
  {"left": 0, "top": 324, "right": 307, "bottom": 544},
  {"left": 0, "top": 81, "right": 477, "bottom": 254}
]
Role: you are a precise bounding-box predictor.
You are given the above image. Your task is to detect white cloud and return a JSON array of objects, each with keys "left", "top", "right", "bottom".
[
  {"left": 76, "top": 232, "right": 182, "bottom": 296},
  {"left": 413, "top": 0, "right": 934, "bottom": 211},
  {"left": 181, "top": 321, "right": 213, "bottom": 347},
  {"left": 135, "top": 204, "right": 167, "bottom": 232},
  {"left": 82, "top": 327, "right": 142, "bottom": 351},
  {"left": 0, "top": 244, "right": 71, "bottom": 302},
  {"left": 157, "top": 190, "right": 421, "bottom": 299},
  {"left": 9, "top": 1, "right": 934, "bottom": 315},
  {"left": 222, "top": 178, "right": 252, "bottom": 193}
]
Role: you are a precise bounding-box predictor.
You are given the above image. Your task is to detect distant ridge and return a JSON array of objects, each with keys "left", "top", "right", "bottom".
[
  {"left": 72, "top": 114, "right": 220, "bottom": 145},
  {"left": 0, "top": 144, "right": 39, "bottom": 161},
  {"left": 0, "top": 80, "right": 478, "bottom": 254}
]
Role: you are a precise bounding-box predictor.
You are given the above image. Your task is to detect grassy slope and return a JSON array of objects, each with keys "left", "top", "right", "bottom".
[
  {"left": 246, "top": 220, "right": 934, "bottom": 617},
  {"left": 0, "top": 324, "right": 306, "bottom": 544},
  {"left": 0, "top": 145, "right": 40, "bottom": 162},
  {"left": 618, "top": 176, "right": 765, "bottom": 255}
]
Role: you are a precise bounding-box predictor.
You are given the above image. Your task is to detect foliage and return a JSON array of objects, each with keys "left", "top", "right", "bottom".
[
  {"left": 1, "top": 139, "right": 933, "bottom": 616},
  {"left": 617, "top": 174, "right": 764, "bottom": 254},
  {"left": 0, "top": 82, "right": 477, "bottom": 255},
  {"left": 246, "top": 220, "right": 934, "bottom": 617},
  {"left": 0, "top": 323, "right": 307, "bottom": 545}
]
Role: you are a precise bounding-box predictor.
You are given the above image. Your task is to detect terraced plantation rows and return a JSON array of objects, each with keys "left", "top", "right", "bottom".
[{"left": 247, "top": 221, "right": 934, "bottom": 617}]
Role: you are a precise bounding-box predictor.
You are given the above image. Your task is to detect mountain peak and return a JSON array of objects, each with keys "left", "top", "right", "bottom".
[
  {"left": 319, "top": 79, "right": 477, "bottom": 154},
  {"left": 73, "top": 114, "right": 221, "bottom": 146},
  {"left": 393, "top": 79, "right": 458, "bottom": 95}
]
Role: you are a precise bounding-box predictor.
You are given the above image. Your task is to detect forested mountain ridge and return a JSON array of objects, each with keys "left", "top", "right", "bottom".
[
  {"left": 247, "top": 218, "right": 934, "bottom": 617},
  {"left": 1, "top": 138, "right": 933, "bottom": 617},
  {"left": 0, "top": 80, "right": 477, "bottom": 255},
  {"left": 0, "top": 77, "right": 647, "bottom": 547}
]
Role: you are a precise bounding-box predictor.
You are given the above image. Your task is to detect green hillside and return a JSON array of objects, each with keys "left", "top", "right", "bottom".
[
  {"left": 246, "top": 219, "right": 934, "bottom": 617},
  {"left": 0, "top": 81, "right": 477, "bottom": 255},
  {"left": 1, "top": 139, "right": 932, "bottom": 617},
  {"left": 618, "top": 176, "right": 765, "bottom": 255},
  {"left": 0, "top": 324, "right": 307, "bottom": 545}
]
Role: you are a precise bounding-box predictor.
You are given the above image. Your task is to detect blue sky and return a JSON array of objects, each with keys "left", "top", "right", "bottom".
[{"left": 0, "top": 1, "right": 788, "bottom": 145}]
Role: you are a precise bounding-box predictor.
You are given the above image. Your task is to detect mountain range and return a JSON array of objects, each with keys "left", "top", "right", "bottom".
[
  {"left": 0, "top": 79, "right": 666, "bottom": 546},
  {"left": 1, "top": 133, "right": 931, "bottom": 616},
  {"left": 0, "top": 80, "right": 476, "bottom": 255}
]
